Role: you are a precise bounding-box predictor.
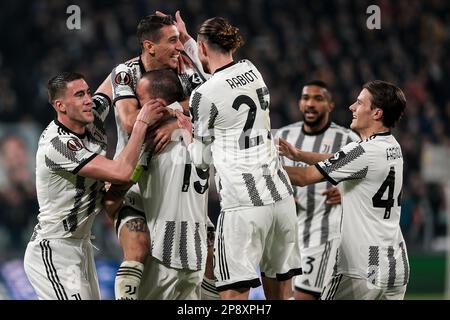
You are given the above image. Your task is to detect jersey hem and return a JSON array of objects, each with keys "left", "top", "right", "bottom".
[
  {"left": 113, "top": 95, "right": 138, "bottom": 105},
  {"left": 216, "top": 278, "right": 261, "bottom": 292}
]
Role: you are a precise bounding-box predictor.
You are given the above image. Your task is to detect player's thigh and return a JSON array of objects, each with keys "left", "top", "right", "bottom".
[
  {"left": 115, "top": 188, "right": 150, "bottom": 261},
  {"left": 261, "top": 196, "right": 302, "bottom": 278},
  {"left": 24, "top": 239, "right": 99, "bottom": 300},
  {"left": 214, "top": 206, "right": 272, "bottom": 290},
  {"left": 294, "top": 238, "right": 339, "bottom": 294}
]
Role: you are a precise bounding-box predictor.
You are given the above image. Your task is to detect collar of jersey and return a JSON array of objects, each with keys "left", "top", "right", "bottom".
[
  {"left": 139, "top": 55, "right": 146, "bottom": 73},
  {"left": 213, "top": 61, "right": 236, "bottom": 75},
  {"left": 369, "top": 131, "right": 391, "bottom": 139},
  {"left": 54, "top": 118, "right": 87, "bottom": 139},
  {"left": 301, "top": 121, "right": 331, "bottom": 136}
]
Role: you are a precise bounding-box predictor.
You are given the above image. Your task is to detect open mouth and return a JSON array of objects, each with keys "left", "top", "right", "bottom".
[{"left": 304, "top": 110, "right": 318, "bottom": 117}]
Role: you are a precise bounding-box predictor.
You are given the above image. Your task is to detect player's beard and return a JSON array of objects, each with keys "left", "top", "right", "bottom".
[{"left": 303, "top": 111, "right": 326, "bottom": 129}]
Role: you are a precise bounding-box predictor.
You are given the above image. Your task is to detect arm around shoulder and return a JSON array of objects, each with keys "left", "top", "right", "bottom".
[{"left": 78, "top": 121, "right": 149, "bottom": 184}]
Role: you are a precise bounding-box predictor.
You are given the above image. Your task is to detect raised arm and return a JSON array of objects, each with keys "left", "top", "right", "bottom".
[{"left": 116, "top": 98, "right": 141, "bottom": 134}]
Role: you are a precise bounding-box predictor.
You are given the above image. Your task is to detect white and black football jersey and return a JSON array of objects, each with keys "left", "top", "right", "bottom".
[
  {"left": 138, "top": 141, "right": 209, "bottom": 271},
  {"left": 315, "top": 132, "right": 409, "bottom": 288},
  {"left": 189, "top": 59, "right": 293, "bottom": 210},
  {"left": 111, "top": 40, "right": 210, "bottom": 270},
  {"left": 277, "top": 122, "right": 360, "bottom": 247},
  {"left": 111, "top": 39, "right": 207, "bottom": 156},
  {"left": 32, "top": 94, "right": 110, "bottom": 240}
]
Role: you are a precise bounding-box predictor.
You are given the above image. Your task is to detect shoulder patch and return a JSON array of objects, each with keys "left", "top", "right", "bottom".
[
  {"left": 323, "top": 150, "right": 346, "bottom": 167},
  {"left": 114, "top": 71, "right": 131, "bottom": 86},
  {"left": 67, "top": 138, "right": 84, "bottom": 152}
]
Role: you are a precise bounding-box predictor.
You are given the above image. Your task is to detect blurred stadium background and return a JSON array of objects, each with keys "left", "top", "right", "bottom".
[{"left": 0, "top": 0, "right": 449, "bottom": 300}]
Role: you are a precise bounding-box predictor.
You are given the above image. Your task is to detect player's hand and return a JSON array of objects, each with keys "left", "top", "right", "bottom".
[
  {"left": 175, "top": 110, "right": 193, "bottom": 144},
  {"left": 155, "top": 10, "right": 191, "bottom": 43},
  {"left": 150, "top": 119, "right": 178, "bottom": 155},
  {"left": 137, "top": 98, "right": 166, "bottom": 127},
  {"left": 175, "top": 110, "right": 192, "bottom": 131},
  {"left": 278, "top": 138, "right": 301, "bottom": 161},
  {"left": 322, "top": 186, "right": 341, "bottom": 205},
  {"left": 175, "top": 10, "right": 189, "bottom": 42},
  {"left": 102, "top": 183, "right": 131, "bottom": 221},
  {"left": 177, "top": 53, "right": 193, "bottom": 75}
]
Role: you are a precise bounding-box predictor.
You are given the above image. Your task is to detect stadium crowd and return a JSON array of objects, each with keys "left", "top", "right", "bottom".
[{"left": 0, "top": 0, "right": 449, "bottom": 260}]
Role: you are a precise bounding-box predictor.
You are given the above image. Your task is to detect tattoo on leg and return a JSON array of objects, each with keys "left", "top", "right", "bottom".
[{"left": 125, "top": 218, "right": 148, "bottom": 232}]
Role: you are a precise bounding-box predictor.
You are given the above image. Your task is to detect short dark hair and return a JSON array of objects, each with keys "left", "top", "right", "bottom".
[
  {"left": 137, "top": 14, "right": 175, "bottom": 47},
  {"left": 198, "top": 17, "right": 244, "bottom": 53},
  {"left": 47, "top": 72, "right": 85, "bottom": 104},
  {"left": 140, "top": 69, "right": 185, "bottom": 104},
  {"left": 363, "top": 80, "right": 406, "bottom": 128},
  {"left": 302, "top": 80, "right": 333, "bottom": 102}
]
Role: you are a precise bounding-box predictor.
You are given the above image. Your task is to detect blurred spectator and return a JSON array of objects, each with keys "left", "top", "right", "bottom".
[{"left": 0, "top": 135, "right": 38, "bottom": 258}]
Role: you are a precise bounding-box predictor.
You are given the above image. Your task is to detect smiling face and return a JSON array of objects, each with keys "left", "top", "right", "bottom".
[
  {"left": 56, "top": 79, "right": 94, "bottom": 127},
  {"left": 299, "top": 85, "right": 333, "bottom": 132},
  {"left": 349, "top": 88, "right": 379, "bottom": 137},
  {"left": 147, "top": 24, "right": 184, "bottom": 70}
]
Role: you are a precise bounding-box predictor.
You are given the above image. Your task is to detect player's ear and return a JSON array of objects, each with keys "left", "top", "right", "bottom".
[
  {"left": 54, "top": 100, "right": 66, "bottom": 113},
  {"left": 328, "top": 102, "right": 335, "bottom": 112},
  {"left": 373, "top": 107, "right": 383, "bottom": 121},
  {"left": 143, "top": 39, "right": 156, "bottom": 57}
]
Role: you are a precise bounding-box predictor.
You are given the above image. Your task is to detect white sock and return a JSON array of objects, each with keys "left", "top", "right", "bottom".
[
  {"left": 115, "top": 261, "right": 144, "bottom": 300},
  {"left": 201, "top": 277, "right": 220, "bottom": 300}
]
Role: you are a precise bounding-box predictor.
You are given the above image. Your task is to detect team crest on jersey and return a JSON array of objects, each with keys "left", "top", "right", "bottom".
[
  {"left": 114, "top": 71, "right": 131, "bottom": 86},
  {"left": 323, "top": 150, "right": 345, "bottom": 167},
  {"left": 67, "top": 138, "right": 84, "bottom": 151}
]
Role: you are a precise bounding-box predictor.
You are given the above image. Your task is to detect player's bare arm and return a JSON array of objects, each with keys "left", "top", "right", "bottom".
[
  {"left": 116, "top": 98, "right": 141, "bottom": 135},
  {"left": 284, "top": 165, "right": 324, "bottom": 187},
  {"left": 79, "top": 100, "right": 165, "bottom": 183},
  {"left": 278, "top": 137, "right": 332, "bottom": 165}
]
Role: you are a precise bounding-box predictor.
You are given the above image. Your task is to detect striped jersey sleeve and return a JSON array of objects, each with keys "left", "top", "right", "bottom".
[
  {"left": 46, "top": 136, "right": 97, "bottom": 174},
  {"left": 315, "top": 141, "right": 368, "bottom": 185},
  {"left": 111, "top": 63, "right": 136, "bottom": 103},
  {"left": 92, "top": 93, "right": 111, "bottom": 122}
]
